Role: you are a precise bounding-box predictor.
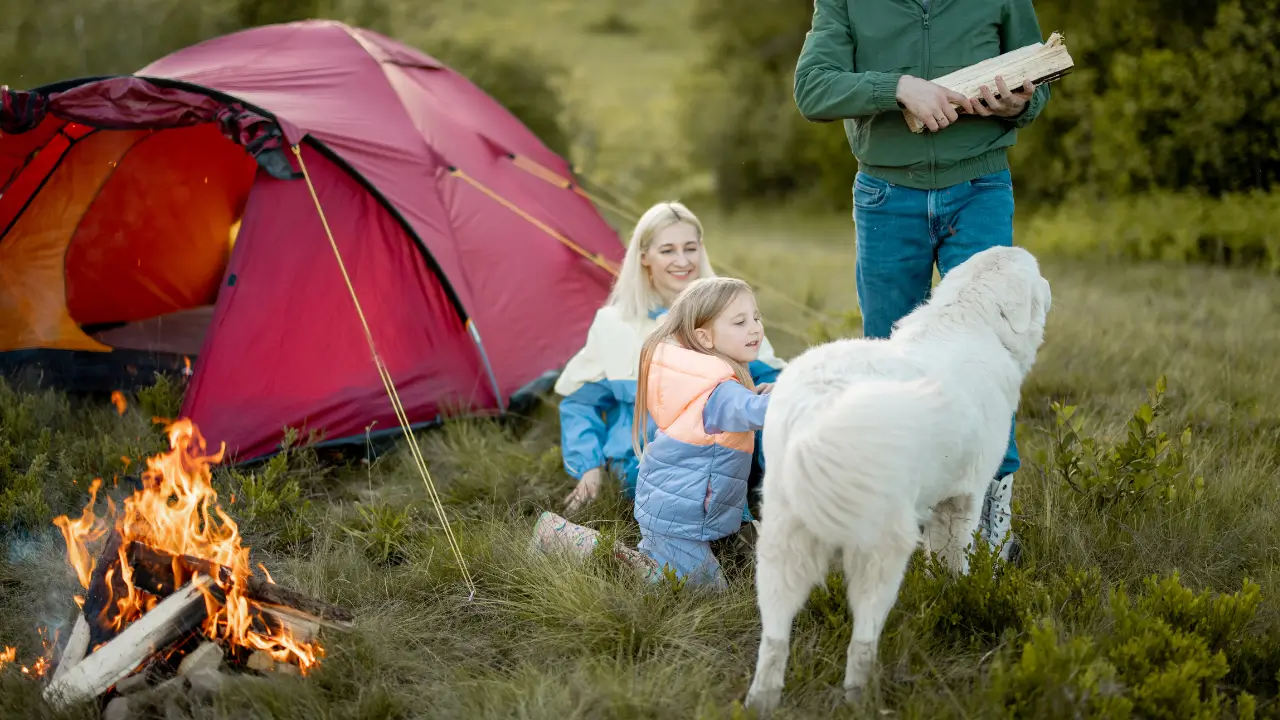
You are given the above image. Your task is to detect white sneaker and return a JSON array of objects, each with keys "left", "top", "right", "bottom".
[{"left": 980, "top": 475, "right": 1017, "bottom": 563}]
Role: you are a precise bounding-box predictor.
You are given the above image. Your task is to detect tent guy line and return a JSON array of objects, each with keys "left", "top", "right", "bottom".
[
  {"left": 292, "top": 144, "right": 477, "bottom": 602},
  {"left": 448, "top": 165, "right": 621, "bottom": 277}
]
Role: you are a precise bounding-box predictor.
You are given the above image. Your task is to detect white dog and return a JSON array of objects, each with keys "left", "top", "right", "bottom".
[{"left": 743, "top": 245, "right": 1052, "bottom": 714}]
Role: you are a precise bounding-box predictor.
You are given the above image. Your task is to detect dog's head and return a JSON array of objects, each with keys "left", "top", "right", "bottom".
[{"left": 928, "top": 246, "right": 1052, "bottom": 373}]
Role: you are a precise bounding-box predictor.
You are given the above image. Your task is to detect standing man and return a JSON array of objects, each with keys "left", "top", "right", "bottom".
[{"left": 794, "top": 0, "right": 1051, "bottom": 561}]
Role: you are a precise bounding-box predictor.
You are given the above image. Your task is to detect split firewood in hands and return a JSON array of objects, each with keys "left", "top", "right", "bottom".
[{"left": 901, "top": 31, "right": 1075, "bottom": 133}]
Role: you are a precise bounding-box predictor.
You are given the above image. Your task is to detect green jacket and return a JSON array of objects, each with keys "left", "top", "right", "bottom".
[{"left": 794, "top": 0, "right": 1051, "bottom": 190}]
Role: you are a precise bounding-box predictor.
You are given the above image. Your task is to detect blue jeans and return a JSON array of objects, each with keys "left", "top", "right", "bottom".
[
  {"left": 638, "top": 532, "right": 728, "bottom": 591},
  {"left": 852, "top": 169, "right": 1020, "bottom": 481}
]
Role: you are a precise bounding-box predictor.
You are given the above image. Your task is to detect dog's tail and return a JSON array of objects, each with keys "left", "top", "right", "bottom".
[{"left": 779, "top": 378, "right": 938, "bottom": 547}]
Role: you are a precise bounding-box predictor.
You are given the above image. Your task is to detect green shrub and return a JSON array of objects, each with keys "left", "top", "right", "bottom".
[
  {"left": 0, "top": 380, "right": 165, "bottom": 534},
  {"left": 1021, "top": 190, "right": 1280, "bottom": 272},
  {"left": 989, "top": 619, "right": 1134, "bottom": 718},
  {"left": 991, "top": 573, "right": 1269, "bottom": 718},
  {"left": 680, "top": 0, "right": 855, "bottom": 211},
  {"left": 339, "top": 499, "right": 418, "bottom": 567},
  {"left": 899, "top": 531, "right": 1047, "bottom": 652},
  {"left": 1047, "top": 375, "right": 1205, "bottom": 511},
  {"left": 135, "top": 373, "right": 186, "bottom": 422},
  {"left": 217, "top": 428, "right": 322, "bottom": 553}
]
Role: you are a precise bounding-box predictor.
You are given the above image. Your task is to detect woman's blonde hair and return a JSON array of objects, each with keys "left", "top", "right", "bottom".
[
  {"left": 632, "top": 277, "right": 757, "bottom": 458},
  {"left": 608, "top": 201, "right": 715, "bottom": 322}
]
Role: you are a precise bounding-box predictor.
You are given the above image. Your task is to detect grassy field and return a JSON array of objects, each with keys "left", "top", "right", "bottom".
[
  {"left": 4, "top": 1, "right": 1280, "bottom": 718},
  {"left": 3, "top": 215, "right": 1279, "bottom": 718}
]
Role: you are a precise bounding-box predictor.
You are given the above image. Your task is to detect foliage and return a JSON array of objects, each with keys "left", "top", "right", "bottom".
[
  {"left": 990, "top": 574, "right": 1271, "bottom": 718},
  {"left": 898, "top": 533, "right": 1046, "bottom": 652},
  {"left": 218, "top": 428, "right": 323, "bottom": 553},
  {"left": 686, "top": 0, "right": 1280, "bottom": 235},
  {"left": 234, "top": 0, "right": 390, "bottom": 32},
  {"left": 339, "top": 500, "right": 417, "bottom": 566},
  {"left": 0, "top": 380, "right": 166, "bottom": 536},
  {"left": 679, "top": 0, "right": 856, "bottom": 211},
  {"left": 1049, "top": 375, "right": 1205, "bottom": 510},
  {"left": 1013, "top": 0, "right": 1280, "bottom": 204},
  {"left": 1020, "top": 189, "right": 1280, "bottom": 272}
]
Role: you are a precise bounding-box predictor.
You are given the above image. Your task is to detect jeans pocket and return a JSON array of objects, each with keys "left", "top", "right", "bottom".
[
  {"left": 970, "top": 170, "right": 1013, "bottom": 191},
  {"left": 853, "top": 173, "right": 890, "bottom": 209}
]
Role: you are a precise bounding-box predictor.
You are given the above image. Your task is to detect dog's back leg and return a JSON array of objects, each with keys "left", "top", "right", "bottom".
[
  {"left": 744, "top": 511, "right": 830, "bottom": 716},
  {"left": 841, "top": 519, "right": 917, "bottom": 703},
  {"left": 925, "top": 491, "right": 983, "bottom": 575}
]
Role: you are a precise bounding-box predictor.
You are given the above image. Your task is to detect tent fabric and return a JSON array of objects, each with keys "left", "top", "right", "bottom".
[
  {"left": 0, "top": 20, "right": 625, "bottom": 461},
  {"left": 181, "top": 145, "right": 489, "bottom": 459},
  {"left": 65, "top": 124, "right": 258, "bottom": 326},
  {"left": 0, "top": 129, "right": 145, "bottom": 352},
  {"left": 138, "top": 21, "right": 623, "bottom": 399}
]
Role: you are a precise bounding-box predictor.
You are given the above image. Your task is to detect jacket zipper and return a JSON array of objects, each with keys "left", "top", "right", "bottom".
[{"left": 922, "top": 6, "right": 936, "bottom": 186}]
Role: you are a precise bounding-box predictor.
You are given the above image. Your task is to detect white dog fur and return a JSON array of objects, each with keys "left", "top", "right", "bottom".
[{"left": 743, "top": 245, "right": 1052, "bottom": 714}]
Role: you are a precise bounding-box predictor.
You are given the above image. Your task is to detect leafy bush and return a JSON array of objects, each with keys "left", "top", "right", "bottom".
[
  {"left": 1021, "top": 190, "right": 1280, "bottom": 272},
  {"left": 0, "top": 380, "right": 166, "bottom": 535},
  {"left": 1010, "top": 0, "right": 1280, "bottom": 205},
  {"left": 680, "top": 0, "right": 855, "bottom": 211},
  {"left": 990, "top": 573, "right": 1271, "bottom": 718},
  {"left": 217, "top": 427, "right": 322, "bottom": 553},
  {"left": 1048, "top": 375, "right": 1205, "bottom": 510},
  {"left": 899, "top": 532, "right": 1046, "bottom": 652}
]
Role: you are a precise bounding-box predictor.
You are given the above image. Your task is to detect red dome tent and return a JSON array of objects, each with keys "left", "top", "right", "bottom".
[{"left": 0, "top": 20, "right": 623, "bottom": 461}]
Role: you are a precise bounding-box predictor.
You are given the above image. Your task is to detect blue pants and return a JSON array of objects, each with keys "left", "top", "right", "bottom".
[
  {"left": 852, "top": 169, "right": 1020, "bottom": 481},
  {"left": 638, "top": 531, "right": 728, "bottom": 591}
]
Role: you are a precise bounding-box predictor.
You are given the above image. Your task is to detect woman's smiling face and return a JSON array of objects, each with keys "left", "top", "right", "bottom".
[{"left": 642, "top": 222, "right": 702, "bottom": 307}]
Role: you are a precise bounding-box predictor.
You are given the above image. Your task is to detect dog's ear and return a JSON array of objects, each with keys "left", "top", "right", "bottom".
[{"left": 998, "top": 277, "right": 1034, "bottom": 336}]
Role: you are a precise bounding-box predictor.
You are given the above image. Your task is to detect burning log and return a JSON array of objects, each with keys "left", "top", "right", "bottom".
[
  {"left": 125, "top": 541, "right": 354, "bottom": 630},
  {"left": 42, "top": 577, "right": 213, "bottom": 708},
  {"left": 49, "top": 613, "right": 90, "bottom": 684},
  {"left": 901, "top": 31, "right": 1075, "bottom": 133},
  {"left": 6, "top": 418, "right": 347, "bottom": 708}
]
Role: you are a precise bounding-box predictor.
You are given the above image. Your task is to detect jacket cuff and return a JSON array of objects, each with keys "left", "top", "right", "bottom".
[{"left": 870, "top": 71, "right": 905, "bottom": 112}]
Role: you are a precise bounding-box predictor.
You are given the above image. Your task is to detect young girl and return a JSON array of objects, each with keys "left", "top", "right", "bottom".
[
  {"left": 631, "top": 277, "right": 773, "bottom": 590},
  {"left": 555, "top": 202, "right": 786, "bottom": 515}
]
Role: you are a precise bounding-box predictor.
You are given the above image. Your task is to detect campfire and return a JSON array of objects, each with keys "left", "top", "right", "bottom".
[{"left": 5, "top": 417, "right": 353, "bottom": 710}]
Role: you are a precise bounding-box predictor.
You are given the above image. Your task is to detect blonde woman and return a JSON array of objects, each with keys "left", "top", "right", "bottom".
[{"left": 555, "top": 202, "right": 787, "bottom": 515}]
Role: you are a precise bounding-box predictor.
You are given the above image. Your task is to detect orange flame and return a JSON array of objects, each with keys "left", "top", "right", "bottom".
[
  {"left": 110, "top": 391, "right": 127, "bottom": 416},
  {"left": 50, "top": 419, "right": 322, "bottom": 672}
]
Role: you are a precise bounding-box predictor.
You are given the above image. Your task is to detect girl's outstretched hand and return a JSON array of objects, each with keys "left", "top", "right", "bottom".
[
  {"left": 563, "top": 467, "right": 603, "bottom": 515},
  {"left": 755, "top": 383, "right": 774, "bottom": 395}
]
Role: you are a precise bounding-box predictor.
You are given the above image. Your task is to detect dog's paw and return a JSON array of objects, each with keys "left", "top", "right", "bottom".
[
  {"left": 744, "top": 684, "right": 781, "bottom": 717},
  {"left": 843, "top": 682, "right": 865, "bottom": 705}
]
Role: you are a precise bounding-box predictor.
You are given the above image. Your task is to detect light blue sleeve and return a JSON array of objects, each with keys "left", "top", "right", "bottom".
[
  {"left": 703, "top": 381, "right": 771, "bottom": 435},
  {"left": 558, "top": 381, "right": 614, "bottom": 479}
]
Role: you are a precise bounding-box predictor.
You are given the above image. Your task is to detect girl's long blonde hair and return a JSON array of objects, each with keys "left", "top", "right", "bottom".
[
  {"left": 608, "top": 201, "right": 716, "bottom": 322},
  {"left": 632, "top": 277, "right": 757, "bottom": 458}
]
